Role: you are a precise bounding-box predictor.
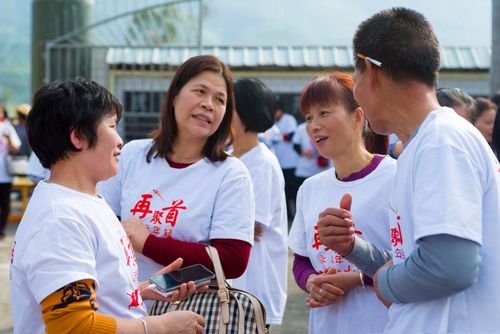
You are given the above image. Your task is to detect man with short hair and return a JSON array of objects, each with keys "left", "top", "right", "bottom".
[{"left": 318, "top": 7, "right": 500, "bottom": 332}]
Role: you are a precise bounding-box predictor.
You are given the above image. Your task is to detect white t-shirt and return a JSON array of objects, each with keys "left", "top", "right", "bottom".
[
  {"left": 258, "top": 124, "right": 280, "bottom": 154},
  {"left": 10, "top": 182, "right": 146, "bottom": 334},
  {"left": 27, "top": 152, "right": 50, "bottom": 181},
  {"left": 293, "top": 123, "right": 330, "bottom": 178},
  {"left": 0, "top": 119, "right": 21, "bottom": 183},
  {"left": 289, "top": 156, "right": 396, "bottom": 334},
  {"left": 385, "top": 107, "right": 500, "bottom": 333},
  {"left": 231, "top": 143, "right": 288, "bottom": 325},
  {"left": 273, "top": 113, "right": 299, "bottom": 169},
  {"left": 98, "top": 139, "right": 255, "bottom": 284}
]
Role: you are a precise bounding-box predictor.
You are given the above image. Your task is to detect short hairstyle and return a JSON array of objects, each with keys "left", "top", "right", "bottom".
[
  {"left": 300, "top": 72, "right": 388, "bottom": 154},
  {"left": 353, "top": 7, "right": 440, "bottom": 87},
  {"left": 275, "top": 98, "right": 285, "bottom": 112},
  {"left": 27, "top": 78, "right": 122, "bottom": 169},
  {"left": 473, "top": 97, "right": 497, "bottom": 124},
  {"left": 437, "top": 87, "right": 476, "bottom": 117},
  {"left": 147, "top": 55, "right": 234, "bottom": 162},
  {"left": 233, "top": 77, "right": 275, "bottom": 133}
]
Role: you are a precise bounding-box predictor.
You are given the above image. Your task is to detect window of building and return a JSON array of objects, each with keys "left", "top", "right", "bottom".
[{"left": 122, "top": 91, "right": 163, "bottom": 142}]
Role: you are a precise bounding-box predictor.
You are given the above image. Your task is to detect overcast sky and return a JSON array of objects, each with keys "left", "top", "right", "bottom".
[{"left": 202, "top": 0, "right": 491, "bottom": 46}]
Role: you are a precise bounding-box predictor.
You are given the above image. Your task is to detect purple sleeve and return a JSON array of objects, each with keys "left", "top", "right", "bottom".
[
  {"left": 363, "top": 273, "right": 374, "bottom": 287},
  {"left": 292, "top": 253, "right": 318, "bottom": 292}
]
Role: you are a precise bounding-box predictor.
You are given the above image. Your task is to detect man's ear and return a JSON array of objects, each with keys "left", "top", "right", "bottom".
[{"left": 70, "top": 128, "right": 84, "bottom": 150}]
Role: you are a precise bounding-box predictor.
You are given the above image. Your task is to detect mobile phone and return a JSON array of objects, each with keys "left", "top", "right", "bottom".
[{"left": 148, "top": 264, "right": 215, "bottom": 297}]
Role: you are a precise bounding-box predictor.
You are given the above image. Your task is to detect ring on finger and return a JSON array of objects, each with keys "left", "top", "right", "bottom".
[{"left": 319, "top": 288, "right": 324, "bottom": 296}]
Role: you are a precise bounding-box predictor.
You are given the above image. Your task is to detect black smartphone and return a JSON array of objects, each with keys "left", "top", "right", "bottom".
[{"left": 148, "top": 264, "right": 215, "bottom": 297}]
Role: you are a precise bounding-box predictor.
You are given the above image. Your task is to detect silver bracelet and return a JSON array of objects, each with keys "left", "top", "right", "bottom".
[
  {"left": 359, "top": 272, "right": 365, "bottom": 288},
  {"left": 139, "top": 318, "right": 149, "bottom": 334}
]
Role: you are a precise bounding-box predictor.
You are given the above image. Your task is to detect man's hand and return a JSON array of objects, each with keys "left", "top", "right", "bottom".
[
  {"left": 317, "top": 193, "right": 355, "bottom": 256},
  {"left": 373, "top": 260, "right": 393, "bottom": 308},
  {"left": 121, "top": 216, "right": 150, "bottom": 253}
]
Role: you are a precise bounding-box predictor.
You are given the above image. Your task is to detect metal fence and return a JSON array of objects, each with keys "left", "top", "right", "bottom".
[{"left": 44, "top": 0, "right": 203, "bottom": 141}]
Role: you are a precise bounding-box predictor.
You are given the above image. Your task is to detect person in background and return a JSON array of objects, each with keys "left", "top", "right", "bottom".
[
  {"left": 98, "top": 56, "right": 255, "bottom": 295},
  {"left": 293, "top": 122, "right": 330, "bottom": 186},
  {"left": 493, "top": 104, "right": 500, "bottom": 160},
  {"left": 318, "top": 7, "right": 500, "bottom": 333},
  {"left": 288, "top": 72, "right": 395, "bottom": 334},
  {"left": 14, "top": 103, "right": 31, "bottom": 157},
  {"left": 230, "top": 77, "right": 288, "bottom": 329},
  {"left": 272, "top": 100, "right": 299, "bottom": 219},
  {"left": 472, "top": 97, "right": 497, "bottom": 146},
  {"left": 436, "top": 87, "right": 476, "bottom": 122},
  {"left": 10, "top": 78, "right": 205, "bottom": 334},
  {"left": 27, "top": 151, "right": 51, "bottom": 183},
  {"left": 0, "top": 104, "right": 20, "bottom": 241},
  {"left": 258, "top": 123, "right": 280, "bottom": 154}
]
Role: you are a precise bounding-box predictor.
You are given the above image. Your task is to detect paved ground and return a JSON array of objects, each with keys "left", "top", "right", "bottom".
[{"left": 0, "top": 222, "right": 309, "bottom": 333}]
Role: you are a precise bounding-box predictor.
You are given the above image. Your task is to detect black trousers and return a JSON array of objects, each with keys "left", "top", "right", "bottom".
[
  {"left": 282, "top": 168, "right": 299, "bottom": 220},
  {"left": 0, "top": 182, "right": 12, "bottom": 237}
]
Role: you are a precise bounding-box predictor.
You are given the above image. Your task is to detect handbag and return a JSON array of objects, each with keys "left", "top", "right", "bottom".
[{"left": 150, "top": 246, "right": 268, "bottom": 334}]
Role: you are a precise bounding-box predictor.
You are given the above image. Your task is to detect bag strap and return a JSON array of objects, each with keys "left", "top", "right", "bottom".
[
  {"left": 243, "top": 292, "right": 267, "bottom": 334},
  {"left": 206, "top": 246, "right": 231, "bottom": 334},
  {"left": 233, "top": 291, "right": 246, "bottom": 334}
]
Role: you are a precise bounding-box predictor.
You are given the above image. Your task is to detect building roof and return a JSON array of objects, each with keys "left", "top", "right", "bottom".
[{"left": 106, "top": 45, "right": 491, "bottom": 71}]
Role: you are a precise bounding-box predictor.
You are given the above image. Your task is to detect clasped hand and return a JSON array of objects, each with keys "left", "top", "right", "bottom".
[{"left": 306, "top": 268, "right": 363, "bottom": 308}]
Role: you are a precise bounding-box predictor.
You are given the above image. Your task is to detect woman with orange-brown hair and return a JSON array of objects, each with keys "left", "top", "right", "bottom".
[{"left": 288, "top": 72, "right": 395, "bottom": 334}]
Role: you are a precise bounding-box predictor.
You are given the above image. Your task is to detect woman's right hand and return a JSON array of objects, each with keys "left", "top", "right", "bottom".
[{"left": 121, "top": 216, "right": 150, "bottom": 253}]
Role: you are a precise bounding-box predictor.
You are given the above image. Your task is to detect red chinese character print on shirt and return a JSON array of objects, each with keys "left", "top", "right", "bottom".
[
  {"left": 163, "top": 228, "right": 173, "bottom": 238},
  {"left": 150, "top": 210, "right": 164, "bottom": 225},
  {"left": 391, "top": 216, "right": 404, "bottom": 247},
  {"left": 162, "top": 199, "right": 187, "bottom": 227},
  {"left": 120, "top": 237, "right": 137, "bottom": 267},
  {"left": 349, "top": 221, "right": 363, "bottom": 236},
  {"left": 152, "top": 188, "right": 164, "bottom": 201},
  {"left": 152, "top": 225, "right": 161, "bottom": 235},
  {"left": 311, "top": 225, "right": 322, "bottom": 250},
  {"left": 130, "top": 194, "right": 153, "bottom": 219},
  {"left": 311, "top": 225, "right": 330, "bottom": 251},
  {"left": 334, "top": 254, "right": 344, "bottom": 264},
  {"left": 394, "top": 248, "right": 405, "bottom": 259},
  {"left": 127, "top": 288, "right": 143, "bottom": 309}
]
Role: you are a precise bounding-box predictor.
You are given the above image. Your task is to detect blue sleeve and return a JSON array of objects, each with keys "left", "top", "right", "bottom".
[
  {"left": 377, "top": 234, "right": 481, "bottom": 303},
  {"left": 344, "top": 235, "right": 393, "bottom": 277}
]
